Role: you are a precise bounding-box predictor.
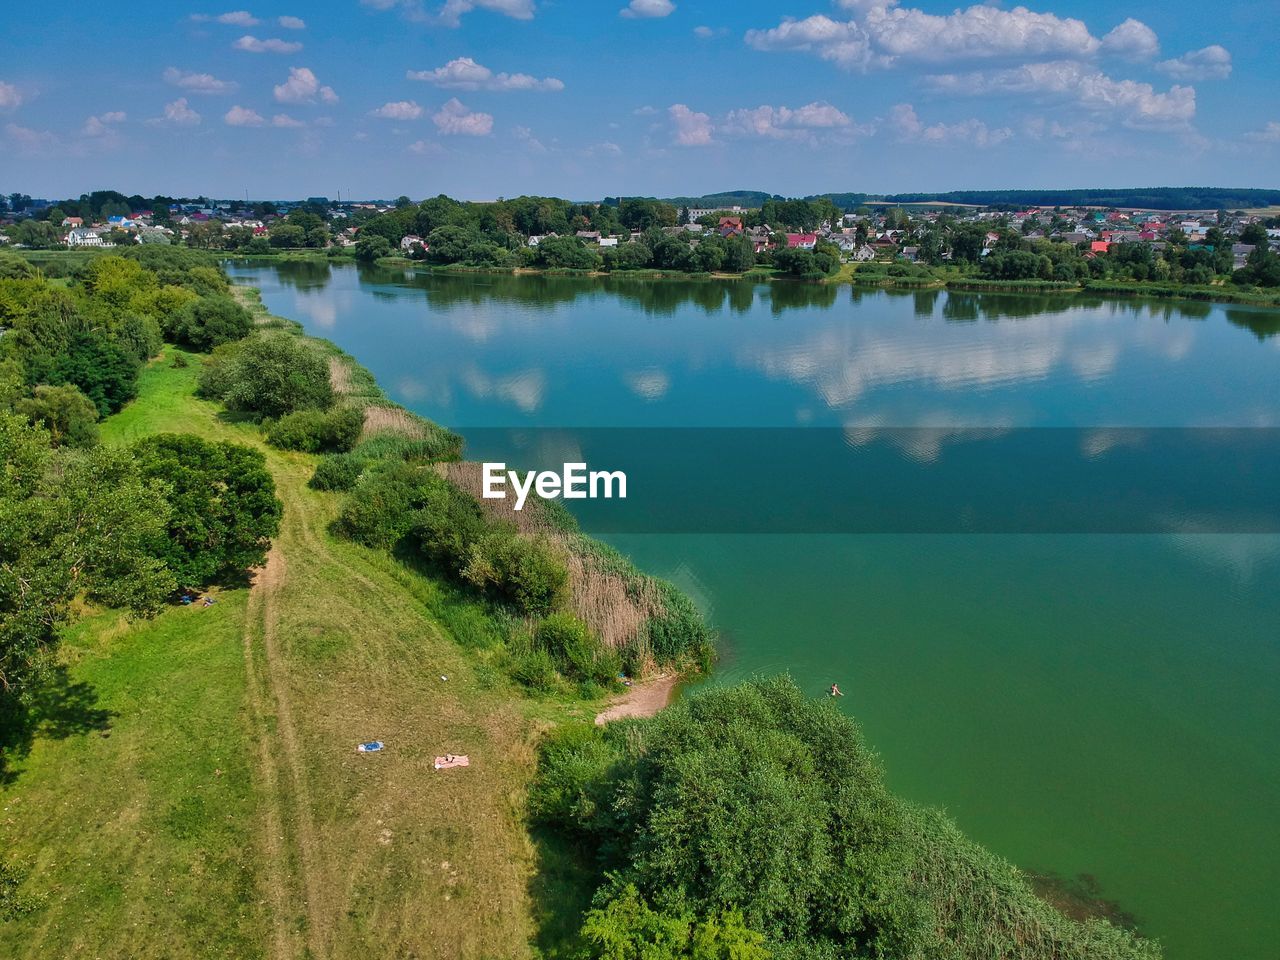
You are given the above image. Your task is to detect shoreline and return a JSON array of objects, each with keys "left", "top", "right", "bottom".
[{"left": 593, "top": 674, "right": 680, "bottom": 725}]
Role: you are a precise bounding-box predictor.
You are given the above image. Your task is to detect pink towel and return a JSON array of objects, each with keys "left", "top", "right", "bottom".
[{"left": 434, "top": 754, "right": 470, "bottom": 770}]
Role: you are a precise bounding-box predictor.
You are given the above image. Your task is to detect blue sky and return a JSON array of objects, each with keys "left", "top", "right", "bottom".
[{"left": 1, "top": 0, "right": 1277, "bottom": 200}]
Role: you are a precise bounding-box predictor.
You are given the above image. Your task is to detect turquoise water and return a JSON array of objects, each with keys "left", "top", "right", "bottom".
[{"left": 231, "top": 262, "right": 1280, "bottom": 959}]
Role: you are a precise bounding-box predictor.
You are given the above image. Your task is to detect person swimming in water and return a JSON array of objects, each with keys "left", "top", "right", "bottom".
[{"left": 829, "top": 683, "right": 844, "bottom": 697}]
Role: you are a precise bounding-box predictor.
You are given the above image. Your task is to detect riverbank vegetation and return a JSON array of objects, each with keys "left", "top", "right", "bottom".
[{"left": 533, "top": 676, "right": 1160, "bottom": 960}]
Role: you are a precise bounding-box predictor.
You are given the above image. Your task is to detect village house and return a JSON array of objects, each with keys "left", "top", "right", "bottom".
[
  {"left": 66, "top": 227, "right": 108, "bottom": 248},
  {"left": 785, "top": 233, "right": 817, "bottom": 250},
  {"left": 400, "top": 235, "right": 425, "bottom": 253},
  {"left": 61, "top": 216, "right": 83, "bottom": 228}
]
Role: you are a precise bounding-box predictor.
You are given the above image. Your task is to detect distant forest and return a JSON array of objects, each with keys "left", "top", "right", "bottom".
[{"left": 651, "top": 187, "right": 1280, "bottom": 212}]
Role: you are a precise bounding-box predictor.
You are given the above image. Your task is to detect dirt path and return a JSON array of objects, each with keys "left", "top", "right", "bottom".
[
  {"left": 594, "top": 675, "right": 679, "bottom": 725},
  {"left": 243, "top": 544, "right": 330, "bottom": 960}
]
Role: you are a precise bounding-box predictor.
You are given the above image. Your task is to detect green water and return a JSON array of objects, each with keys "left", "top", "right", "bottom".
[{"left": 230, "top": 262, "right": 1280, "bottom": 959}]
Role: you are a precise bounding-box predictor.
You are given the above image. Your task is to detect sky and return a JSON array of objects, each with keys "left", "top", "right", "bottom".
[{"left": 1, "top": 0, "right": 1278, "bottom": 200}]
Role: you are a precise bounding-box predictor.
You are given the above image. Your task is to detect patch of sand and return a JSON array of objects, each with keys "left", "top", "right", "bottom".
[{"left": 594, "top": 675, "right": 679, "bottom": 726}]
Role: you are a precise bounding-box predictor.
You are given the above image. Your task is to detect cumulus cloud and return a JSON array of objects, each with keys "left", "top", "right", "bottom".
[
  {"left": 371, "top": 100, "right": 424, "bottom": 120},
  {"left": 1099, "top": 18, "right": 1159, "bottom": 60},
  {"left": 407, "top": 58, "right": 563, "bottom": 92},
  {"left": 233, "top": 35, "right": 303, "bottom": 53},
  {"left": 668, "top": 103, "right": 714, "bottom": 146},
  {"left": 889, "top": 102, "right": 1011, "bottom": 146},
  {"left": 273, "top": 67, "right": 338, "bottom": 103},
  {"left": 432, "top": 97, "right": 494, "bottom": 135},
  {"left": 1157, "top": 45, "right": 1232, "bottom": 80},
  {"left": 224, "top": 105, "right": 266, "bottom": 126},
  {"left": 163, "top": 66, "right": 237, "bottom": 94},
  {"left": 408, "top": 138, "right": 446, "bottom": 155},
  {"left": 722, "top": 101, "right": 852, "bottom": 138},
  {"left": 194, "top": 10, "right": 259, "bottom": 26},
  {"left": 928, "top": 60, "right": 1196, "bottom": 128},
  {"left": 621, "top": 0, "right": 675, "bottom": 18},
  {"left": 512, "top": 124, "right": 548, "bottom": 153},
  {"left": 1244, "top": 121, "right": 1280, "bottom": 143},
  {"left": 153, "top": 97, "right": 202, "bottom": 125},
  {"left": 278, "top": 15, "right": 306, "bottom": 29},
  {"left": 745, "top": 15, "right": 877, "bottom": 70},
  {"left": 746, "top": 4, "right": 1162, "bottom": 71},
  {"left": 82, "top": 111, "right": 126, "bottom": 136},
  {"left": 0, "top": 81, "right": 24, "bottom": 110},
  {"left": 272, "top": 113, "right": 305, "bottom": 127}
]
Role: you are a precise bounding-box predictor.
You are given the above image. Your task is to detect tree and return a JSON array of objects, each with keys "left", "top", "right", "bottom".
[
  {"left": 199, "top": 332, "right": 333, "bottom": 419},
  {"left": 1, "top": 415, "right": 174, "bottom": 694},
  {"left": 48, "top": 331, "right": 139, "bottom": 416},
  {"left": 132, "top": 434, "right": 282, "bottom": 588},
  {"left": 16, "top": 384, "right": 99, "bottom": 448},
  {"left": 535, "top": 236, "right": 601, "bottom": 271},
  {"left": 354, "top": 234, "right": 393, "bottom": 262},
  {"left": 268, "top": 223, "right": 306, "bottom": 249},
  {"left": 169, "top": 295, "right": 253, "bottom": 351}
]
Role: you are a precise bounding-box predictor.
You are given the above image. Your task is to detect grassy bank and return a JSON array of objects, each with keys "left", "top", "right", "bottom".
[{"left": 1, "top": 346, "right": 553, "bottom": 959}]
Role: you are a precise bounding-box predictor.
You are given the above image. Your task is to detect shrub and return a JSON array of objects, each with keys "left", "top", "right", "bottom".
[
  {"left": 266, "top": 406, "right": 363, "bottom": 453},
  {"left": 48, "top": 330, "right": 139, "bottom": 416},
  {"left": 169, "top": 295, "right": 253, "bottom": 351},
  {"left": 198, "top": 332, "right": 333, "bottom": 419},
  {"left": 462, "top": 530, "right": 567, "bottom": 616},
  {"left": 309, "top": 452, "right": 364, "bottom": 491},
  {"left": 509, "top": 646, "right": 559, "bottom": 692},
  {"left": 534, "top": 611, "right": 619, "bottom": 684},
  {"left": 332, "top": 461, "right": 426, "bottom": 549},
  {"left": 16, "top": 383, "right": 99, "bottom": 448}
]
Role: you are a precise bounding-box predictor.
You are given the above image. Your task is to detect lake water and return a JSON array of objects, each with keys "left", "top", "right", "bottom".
[{"left": 229, "top": 261, "right": 1280, "bottom": 960}]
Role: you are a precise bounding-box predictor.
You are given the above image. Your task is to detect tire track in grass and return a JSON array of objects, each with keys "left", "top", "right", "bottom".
[{"left": 244, "top": 545, "right": 330, "bottom": 959}]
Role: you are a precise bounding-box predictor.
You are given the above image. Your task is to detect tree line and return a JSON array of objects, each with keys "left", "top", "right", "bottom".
[{"left": 0, "top": 248, "right": 281, "bottom": 709}]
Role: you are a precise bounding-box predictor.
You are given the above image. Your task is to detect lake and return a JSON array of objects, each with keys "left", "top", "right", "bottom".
[{"left": 229, "top": 261, "right": 1280, "bottom": 960}]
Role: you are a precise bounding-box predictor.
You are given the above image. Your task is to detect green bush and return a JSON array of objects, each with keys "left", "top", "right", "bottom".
[
  {"left": 308, "top": 452, "right": 364, "bottom": 491},
  {"left": 331, "top": 461, "right": 428, "bottom": 549},
  {"left": 534, "top": 612, "right": 619, "bottom": 685},
  {"left": 531, "top": 677, "right": 1161, "bottom": 960},
  {"left": 266, "top": 405, "right": 363, "bottom": 453},
  {"left": 16, "top": 383, "right": 99, "bottom": 448},
  {"left": 509, "top": 646, "right": 560, "bottom": 692},
  {"left": 132, "top": 433, "right": 282, "bottom": 588},
  {"left": 169, "top": 295, "right": 253, "bottom": 351},
  {"left": 197, "top": 331, "right": 333, "bottom": 419},
  {"left": 462, "top": 530, "right": 567, "bottom": 616},
  {"left": 413, "top": 474, "right": 490, "bottom": 570}
]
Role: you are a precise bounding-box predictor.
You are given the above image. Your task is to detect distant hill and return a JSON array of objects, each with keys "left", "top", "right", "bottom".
[{"left": 650, "top": 187, "right": 1280, "bottom": 212}]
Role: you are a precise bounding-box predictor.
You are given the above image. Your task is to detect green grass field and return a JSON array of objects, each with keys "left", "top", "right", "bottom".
[{"left": 1, "top": 348, "right": 571, "bottom": 959}]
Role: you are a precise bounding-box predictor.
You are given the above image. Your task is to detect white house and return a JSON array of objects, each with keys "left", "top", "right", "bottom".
[
  {"left": 400, "top": 235, "right": 425, "bottom": 252},
  {"left": 598, "top": 237, "right": 619, "bottom": 248},
  {"left": 66, "top": 228, "right": 108, "bottom": 248}
]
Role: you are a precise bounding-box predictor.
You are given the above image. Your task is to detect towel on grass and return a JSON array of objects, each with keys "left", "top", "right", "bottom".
[
  {"left": 434, "top": 754, "right": 470, "bottom": 770},
  {"left": 357, "top": 741, "right": 385, "bottom": 753}
]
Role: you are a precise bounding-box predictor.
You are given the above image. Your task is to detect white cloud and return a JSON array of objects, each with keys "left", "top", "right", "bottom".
[
  {"left": 82, "top": 111, "right": 126, "bottom": 136},
  {"left": 438, "top": 0, "right": 535, "bottom": 27},
  {"left": 745, "top": 15, "right": 878, "bottom": 70},
  {"left": 1099, "top": 18, "right": 1159, "bottom": 60},
  {"left": 198, "top": 10, "right": 259, "bottom": 26},
  {"left": 278, "top": 15, "right": 306, "bottom": 29},
  {"left": 273, "top": 67, "right": 338, "bottom": 103},
  {"left": 693, "top": 25, "right": 714, "bottom": 38},
  {"left": 432, "top": 97, "right": 494, "bottom": 135},
  {"left": 889, "top": 103, "right": 1012, "bottom": 147},
  {"left": 928, "top": 61, "right": 1196, "bottom": 128},
  {"left": 4, "top": 122, "right": 57, "bottom": 153},
  {"left": 163, "top": 66, "right": 237, "bottom": 94},
  {"left": 0, "top": 81, "right": 23, "bottom": 111},
  {"left": 1157, "top": 45, "right": 1232, "bottom": 80},
  {"left": 153, "top": 97, "right": 202, "bottom": 126},
  {"left": 408, "top": 138, "right": 446, "bottom": 155},
  {"left": 272, "top": 113, "right": 305, "bottom": 127},
  {"left": 746, "top": 4, "right": 1157, "bottom": 71},
  {"left": 1244, "top": 121, "right": 1280, "bottom": 143},
  {"left": 224, "top": 104, "right": 266, "bottom": 126},
  {"left": 621, "top": 0, "right": 675, "bottom": 18},
  {"left": 512, "top": 124, "right": 548, "bottom": 153},
  {"left": 371, "top": 100, "right": 424, "bottom": 119},
  {"left": 407, "top": 58, "right": 563, "bottom": 92},
  {"left": 668, "top": 103, "right": 714, "bottom": 146},
  {"left": 723, "top": 101, "right": 852, "bottom": 138},
  {"left": 233, "top": 35, "right": 303, "bottom": 53}
]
